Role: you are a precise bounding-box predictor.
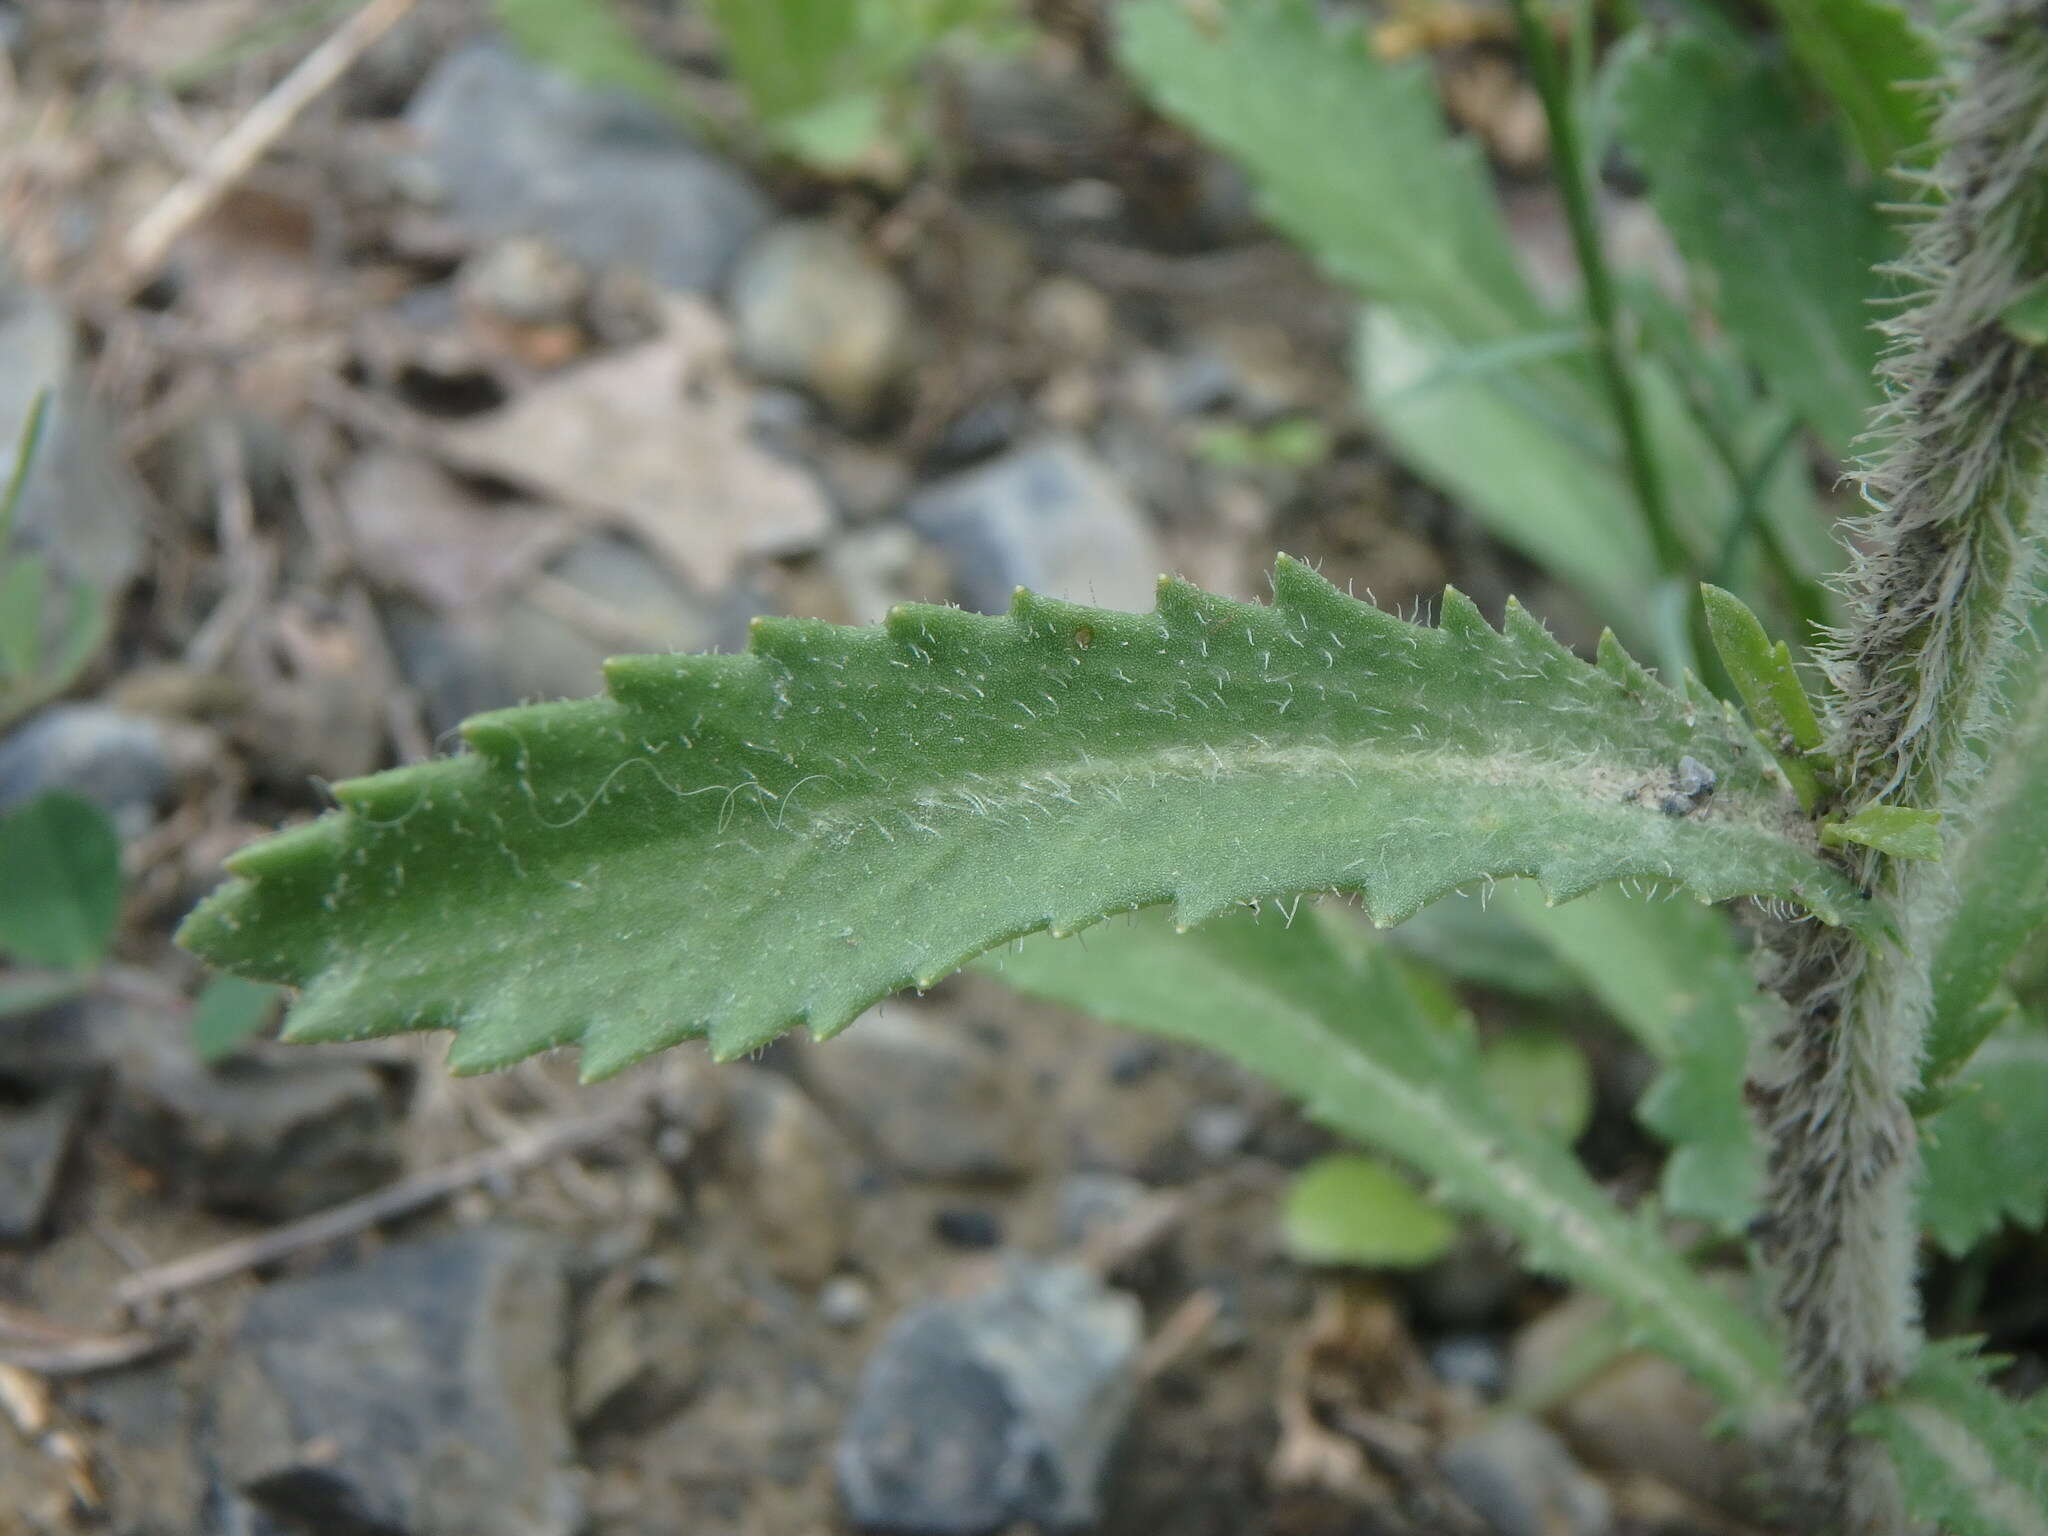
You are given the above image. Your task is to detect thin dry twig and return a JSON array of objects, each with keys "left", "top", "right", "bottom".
[
  {"left": 112, "top": 1095, "right": 653, "bottom": 1311},
  {"left": 184, "top": 414, "right": 274, "bottom": 672},
  {"left": 118, "top": 0, "right": 420, "bottom": 290}
]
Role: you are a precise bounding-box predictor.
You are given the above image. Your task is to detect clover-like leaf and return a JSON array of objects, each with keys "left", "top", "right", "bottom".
[{"left": 179, "top": 561, "right": 1864, "bottom": 1079}]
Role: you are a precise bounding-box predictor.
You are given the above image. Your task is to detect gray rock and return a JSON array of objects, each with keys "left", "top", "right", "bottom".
[
  {"left": 0, "top": 704, "right": 183, "bottom": 835},
  {"left": 0, "top": 1081, "right": 85, "bottom": 1240},
  {"left": 71, "top": 1367, "right": 211, "bottom": 1536},
  {"left": 1440, "top": 1419, "right": 1611, "bottom": 1536},
  {"left": 0, "top": 275, "right": 146, "bottom": 595},
  {"left": 1429, "top": 1334, "right": 1508, "bottom": 1402},
  {"left": 1054, "top": 1171, "right": 1151, "bottom": 1251},
  {"left": 906, "top": 435, "right": 1164, "bottom": 615},
  {"left": 108, "top": 1053, "right": 402, "bottom": 1222},
  {"left": 796, "top": 1007, "right": 1036, "bottom": 1181},
  {"left": 716, "top": 1065, "right": 854, "bottom": 1287},
  {"left": 407, "top": 41, "right": 767, "bottom": 294},
  {"left": 1414, "top": 1223, "right": 1521, "bottom": 1329},
  {"left": 1186, "top": 1103, "right": 1254, "bottom": 1161},
  {"left": 837, "top": 1258, "right": 1143, "bottom": 1534},
  {"left": 818, "top": 1275, "right": 874, "bottom": 1330},
  {"left": 214, "top": 1226, "right": 580, "bottom": 1536},
  {"left": 457, "top": 235, "right": 589, "bottom": 327},
  {"left": 387, "top": 532, "right": 722, "bottom": 736},
  {"left": 729, "top": 221, "right": 911, "bottom": 421}
]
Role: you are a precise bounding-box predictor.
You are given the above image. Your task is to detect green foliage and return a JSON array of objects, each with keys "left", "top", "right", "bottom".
[
  {"left": 982, "top": 905, "right": 1787, "bottom": 1411},
  {"left": 706, "top": 0, "right": 1012, "bottom": 169},
  {"left": 1926, "top": 620, "right": 2048, "bottom": 1081},
  {"left": 1823, "top": 803, "right": 1945, "bottom": 860},
  {"left": 1757, "top": 0, "right": 1938, "bottom": 174},
  {"left": 1121, "top": 0, "right": 1840, "bottom": 647},
  {"left": 1854, "top": 1340, "right": 2048, "bottom": 1536},
  {"left": 178, "top": 561, "right": 1865, "bottom": 1079},
  {"left": 1612, "top": 26, "right": 1894, "bottom": 457},
  {"left": 1490, "top": 884, "right": 1763, "bottom": 1231},
  {"left": 190, "top": 974, "right": 282, "bottom": 1063},
  {"left": 0, "top": 392, "right": 109, "bottom": 730},
  {"left": 495, "top": 0, "right": 1011, "bottom": 171},
  {"left": 1282, "top": 1153, "right": 1456, "bottom": 1268},
  {"left": 2003, "top": 277, "right": 2048, "bottom": 344},
  {"left": 491, "top": 0, "right": 694, "bottom": 120},
  {"left": 0, "top": 792, "right": 121, "bottom": 973},
  {"left": 1700, "top": 584, "right": 1825, "bottom": 754},
  {"left": 1117, "top": 0, "right": 1542, "bottom": 348},
  {"left": 1918, "top": 1021, "right": 2048, "bottom": 1254},
  {"left": 1479, "top": 1027, "right": 1594, "bottom": 1144}
]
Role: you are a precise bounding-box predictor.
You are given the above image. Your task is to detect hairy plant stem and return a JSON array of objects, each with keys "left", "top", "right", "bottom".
[
  {"left": 1749, "top": 3, "right": 2048, "bottom": 1527},
  {"left": 1506, "top": 0, "right": 1687, "bottom": 578}
]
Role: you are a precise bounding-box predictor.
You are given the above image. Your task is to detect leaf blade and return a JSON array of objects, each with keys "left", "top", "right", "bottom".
[
  {"left": 0, "top": 792, "right": 121, "bottom": 973},
  {"left": 1854, "top": 1340, "right": 2048, "bottom": 1536},
  {"left": 1612, "top": 27, "right": 1894, "bottom": 457},
  {"left": 179, "top": 564, "right": 1864, "bottom": 1079},
  {"left": 981, "top": 906, "right": 1789, "bottom": 1413}
]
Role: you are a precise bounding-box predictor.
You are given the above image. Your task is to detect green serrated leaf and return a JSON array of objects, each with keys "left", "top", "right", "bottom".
[
  {"left": 1117, "top": 0, "right": 1545, "bottom": 348},
  {"left": 178, "top": 563, "right": 1866, "bottom": 1080},
  {"left": 1480, "top": 1028, "right": 1594, "bottom": 1143},
  {"left": 0, "top": 792, "right": 121, "bottom": 972},
  {"left": 1823, "top": 803, "right": 1944, "bottom": 860},
  {"left": 190, "top": 974, "right": 281, "bottom": 1063},
  {"left": 1759, "top": 0, "right": 1938, "bottom": 174},
  {"left": 1854, "top": 1339, "right": 2048, "bottom": 1536},
  {"left": 1283, "top": 1152, "right": 1457, "bottom": 1268},
  {"left": 1360, "top": 309, "right": 1656, "bottom": 629},
  {"left": 1919, "top": 1023, "right": 2048, "bottom": 1255},
  {"left": 1612, "top": 28, "right": 1894, "bottom": 457},
  {"left": 1491, "top": 883, "right": 1764, "bottom": 1231},
  {"left": 1928, "top": 615, "right": 2048, "bottom": 1077},
  {"left": 980, "top": 905, "right": 1788, "bottom": 1413}
]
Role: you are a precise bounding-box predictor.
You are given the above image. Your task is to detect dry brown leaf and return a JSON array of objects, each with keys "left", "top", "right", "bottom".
[{"left": 437, "top": 298, "right": 832, "bottom": 589}]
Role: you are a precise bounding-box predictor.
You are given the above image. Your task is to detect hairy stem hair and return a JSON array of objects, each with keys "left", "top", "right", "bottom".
[{"left": 1750, "top": 1, "right": 2048, "bottom": 1525}]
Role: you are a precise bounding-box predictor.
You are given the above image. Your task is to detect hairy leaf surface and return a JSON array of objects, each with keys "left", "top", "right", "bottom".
[
  {"left": 1919, "top": 1023, "right": 2048, "bottom": 1255},
  {"left": 1613, "top": 27, "right": 1893, "bottom": 457},
  {"left": 180, "top": 562, "right": 1861, "bottom": 1078},
  {"left": 1855, "top": 1341, "right": 2048, "bottom": 1536},
  {"left": 980, "top": 906, "right": 1789, "bottom": 1412}
]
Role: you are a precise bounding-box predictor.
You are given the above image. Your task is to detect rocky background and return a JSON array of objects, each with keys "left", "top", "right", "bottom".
[{"left": 0, "top": 3, "right": 1995, "bottom": 1534}]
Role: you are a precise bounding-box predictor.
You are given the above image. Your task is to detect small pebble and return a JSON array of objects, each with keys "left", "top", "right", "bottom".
[
  {"left": 1429, "top": 1333, "right": 1508, "bottom": 1401},
  {"left": 819, "top": 1276, "right": 874, "bottom": 1330},
  {"left": 932, "top": 1207, "right": 1004, "bottom": 1251},
  {"left": 1107, "top": 1042, "right": 1164, "bottom": 1086},
  {"left": 1188, "top": 1104, "right": 1255, "bottom": 1161}
]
